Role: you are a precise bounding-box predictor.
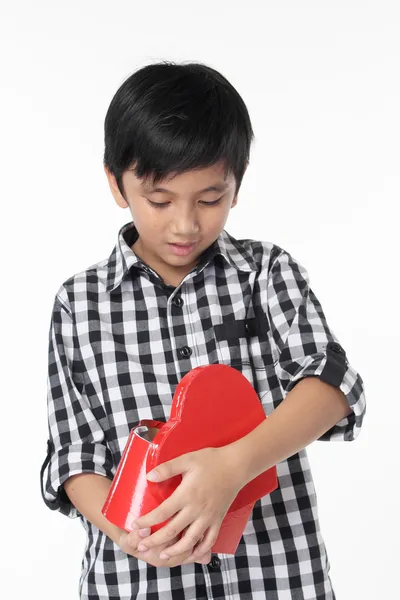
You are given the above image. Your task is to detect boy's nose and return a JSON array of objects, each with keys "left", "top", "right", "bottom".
[{"left": 170, "top": 213, "right": 200, "bottom": 235}]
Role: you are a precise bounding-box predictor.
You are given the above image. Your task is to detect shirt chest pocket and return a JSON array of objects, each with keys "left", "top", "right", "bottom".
[{"left": 213, "top": 314, "right": 278, "bottom": 373}]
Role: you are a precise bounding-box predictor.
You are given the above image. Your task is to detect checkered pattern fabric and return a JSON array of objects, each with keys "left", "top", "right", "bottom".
[{"left": 41, "top": 221, "right": 366, "bottom": 599}]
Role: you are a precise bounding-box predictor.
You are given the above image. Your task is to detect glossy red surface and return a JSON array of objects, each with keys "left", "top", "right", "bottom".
[{"left": 102, "top": 363, "right": 278, "bottom": 554}]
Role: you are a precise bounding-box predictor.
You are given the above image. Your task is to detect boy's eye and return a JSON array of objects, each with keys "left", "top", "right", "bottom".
[{"left": 146, "top": 198, "right": 223, "bottom": 208}]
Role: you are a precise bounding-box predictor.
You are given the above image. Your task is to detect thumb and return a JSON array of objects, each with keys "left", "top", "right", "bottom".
[{"left": 147, "top": 454, "right": 189, "bottom": 482}]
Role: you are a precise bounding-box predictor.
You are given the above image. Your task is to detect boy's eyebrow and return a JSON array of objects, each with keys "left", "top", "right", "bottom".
[{"left": 142, "top": 182, "right": 229, "bottom": 195}]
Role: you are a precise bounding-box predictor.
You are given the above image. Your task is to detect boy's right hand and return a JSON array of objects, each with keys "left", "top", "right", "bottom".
[{"left": 118, "top": 529, "right": 212, "bottom": 568}]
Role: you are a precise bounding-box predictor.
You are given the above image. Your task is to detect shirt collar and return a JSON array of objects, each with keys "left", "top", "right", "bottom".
[{"left": 106, "top": 221, "right": 258, "bottom": 293}]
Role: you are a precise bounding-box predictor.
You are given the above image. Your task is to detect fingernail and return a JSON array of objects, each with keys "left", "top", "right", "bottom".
[
  {"left": 147, "top": 470, "right": 159, "bottom": 481},
  {"left": 159, "top": 552, "right": 169, "bottom": 560},
  {"left": 130, "top": 523, "right": 139, "bottom": 530},
  {"left": 138, "top": 528, "right": 151, "bottom": 538},
  {"left": 137, "top": 544, "right": 148, "bottom": 552}
]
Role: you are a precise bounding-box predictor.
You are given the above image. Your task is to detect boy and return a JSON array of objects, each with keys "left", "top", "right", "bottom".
[{"left": 40, "top": 61, "right": 366, "bottom": 600}]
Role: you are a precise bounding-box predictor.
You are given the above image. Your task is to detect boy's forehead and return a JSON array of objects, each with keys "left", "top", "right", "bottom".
[
  {"left": 136, "top": 164, "right": 233, "bottom": 194},
  {"left": 141, "top": 180, "right": 230, "bottom": 194}
]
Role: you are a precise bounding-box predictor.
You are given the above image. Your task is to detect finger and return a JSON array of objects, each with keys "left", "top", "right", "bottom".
[
  {"left": 191, "top": 522, "right": 221, "bottom": 556},
  {"left": 158, "top": 520, "right": 209, "bottom": 559},
  {"left": 159, "top": 549, "right": 194, "bottom": 568},
  {"left": 183, "top": 537, "right": 211, "bottom": 564},
  {"left": 128, "top": 536, "right": 180, "bottom": 564},
  {"left": 184, "top": 551, "right": 211, "bottom": 565},
  {"left": 134, "top": 549, "right": 190, "bottom": 568},
  {"left": 126, "top": 527, "right": 152, "bottom": 550},
  {"left": 147, "top": 452, "right": 192, "bottom": 483},
  {"left": 164, "top": 529, "right": 205, "bottom": 564},
  {"left": 132, "top": 493, "right": 181, "bottom": 531},
  {"left": 141, "top": 540, "right": 193, "bottom": 568},
  {"left": 135, "top": 542, "right": 207, "bottom": 568},
  {"left": 137, "top": 508, "right": 193, "bottom": 552},
  {"left": 159, "top": 543, "right": 210, "bottom": 568},
  {"left": 121, "top": 531, "right": 140, "bottom": 553},
  {"left": 193, "top": 552, "right": 212, "bottom": 565}
]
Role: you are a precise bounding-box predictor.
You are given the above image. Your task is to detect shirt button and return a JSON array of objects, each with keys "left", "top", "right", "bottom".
[
  {"left": 173, "top": 296, "right": 183, "bottom": 307},
  {"left": 178, "top": 346, "right": 192, "bottom": 358},
  {"left": 207, "top": 555, "right": 221, "bottom": 570},
  {"left": 329, "top": 342, "right": 345, "bottom": 355}
]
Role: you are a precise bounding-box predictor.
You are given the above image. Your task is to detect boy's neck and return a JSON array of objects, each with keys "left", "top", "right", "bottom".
[{"left": 131, "top": 238, "right": 198, "bottom": 288}]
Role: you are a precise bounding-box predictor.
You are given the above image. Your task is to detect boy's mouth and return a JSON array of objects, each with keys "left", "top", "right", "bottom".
[{"left": 168, "top": 242, "right": 197, "bottom": 256}]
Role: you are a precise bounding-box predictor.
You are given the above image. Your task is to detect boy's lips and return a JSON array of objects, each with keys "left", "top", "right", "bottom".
[
  {"left": 169, "top": 241, "right": 198, "bottom": 246},
  {"left": 168, "top": 242, "right": 197, "bottom": 256}
]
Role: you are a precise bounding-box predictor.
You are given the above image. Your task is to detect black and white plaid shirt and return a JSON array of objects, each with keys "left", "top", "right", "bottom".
[{"left": 41, "top": 220, "right": 366, "bottom": 600}]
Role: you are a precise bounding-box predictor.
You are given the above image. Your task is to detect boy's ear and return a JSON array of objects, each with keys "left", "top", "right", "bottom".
[{"left": 104, "top": 166, "right": 129, "bottom": 209}]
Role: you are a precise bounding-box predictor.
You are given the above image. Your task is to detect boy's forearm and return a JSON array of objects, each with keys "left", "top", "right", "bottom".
[
  {"left": 63, "top": 473, "right": 125, "bottom": 545},
  {"left": 226, "top": 377, "right": 353, "bottom": 487},
  {"left": 63, "top": 473, "right": 211, "bottom": 567}
]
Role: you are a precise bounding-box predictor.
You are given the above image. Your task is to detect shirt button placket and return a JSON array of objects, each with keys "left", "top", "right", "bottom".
[
  {"left": 178, "top": 345, "right": 192, "bottom": 359},
  {"left": 207, "top": 554, "right": 221, "bottom": 570},
  {"left": 172, "top": 295, "right": 192, "bottom": 360},
  {"left": 173, "top": 295, "right": 184, "bottom": 308}
]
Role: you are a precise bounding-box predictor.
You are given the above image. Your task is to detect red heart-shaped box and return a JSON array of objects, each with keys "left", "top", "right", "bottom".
[{"left": 102, "top": 363, "right": 278, "bottom": 554}]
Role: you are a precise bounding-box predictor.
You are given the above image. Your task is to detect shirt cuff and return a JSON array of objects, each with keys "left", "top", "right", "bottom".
[
  {"left": 279, "top": 341, "right": 366, "bottom": 442},
  {"left": 41, "top": 440, "right": 115, "bottom": 518}
]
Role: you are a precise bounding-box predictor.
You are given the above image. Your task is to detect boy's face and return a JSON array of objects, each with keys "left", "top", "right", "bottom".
[{"left": 104, "top": 161, "right": 243, "bottom": 285}]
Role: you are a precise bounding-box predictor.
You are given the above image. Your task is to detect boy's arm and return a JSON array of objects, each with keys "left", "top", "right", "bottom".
[
  {"left": 226, "top": 376, "right": 353, "bottom": 486},
  {"left": 130, "top": 250, "right": 367, "bottom": 558},
  {"left": 129, "top": 376, "right": 354, "bottom": 559},
  {"left": 42, "top": 294, "right": 116, "bottom": 518},
  {"left": 63, "top": 472, "right": 212, "bottom": 567},
  {"left": 265, "top": 249, "right": 366, "bottom": 442},
  {"left": 43, "top": 292, "right": 210, "bottom": 567},
  {"left": 63, "top": 473, "right": 125, "bottom": 545}
]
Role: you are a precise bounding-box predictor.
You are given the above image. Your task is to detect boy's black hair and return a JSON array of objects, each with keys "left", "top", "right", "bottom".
[{"left": 103, "top": 61, "right": 254, "bottom": 200}]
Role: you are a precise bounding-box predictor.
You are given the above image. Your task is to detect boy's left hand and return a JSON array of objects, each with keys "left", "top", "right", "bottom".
[{"left": 130, "top": 445, "right": 245, "bottom": 561}]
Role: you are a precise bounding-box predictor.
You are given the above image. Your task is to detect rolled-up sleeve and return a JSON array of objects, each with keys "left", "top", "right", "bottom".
[
  {"left": 267, "top": 250, "right": 366, "bottom": 442},
  {"left": 41, "top": 293, "right": 114, "bottom": 518}
]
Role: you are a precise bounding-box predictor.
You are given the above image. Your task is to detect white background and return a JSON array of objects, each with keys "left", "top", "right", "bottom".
[{"left": 0, "top": 1, "right": 398, "bottom": 598}]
